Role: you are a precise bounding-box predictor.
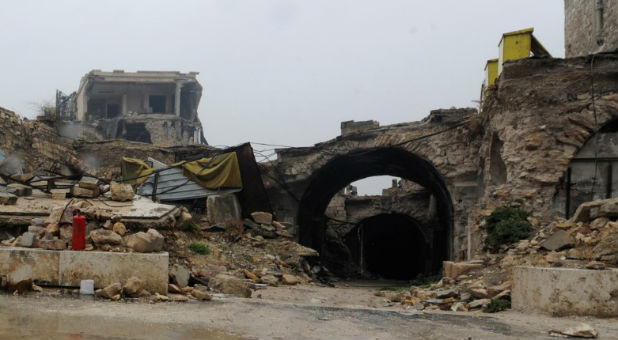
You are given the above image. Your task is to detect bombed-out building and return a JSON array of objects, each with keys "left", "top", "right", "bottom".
[{"left": 56, "top": 70, "right": 206, "bottom": 146}]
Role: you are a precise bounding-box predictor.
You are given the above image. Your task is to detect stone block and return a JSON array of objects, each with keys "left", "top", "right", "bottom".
[
  {"left": 251, "top": 211, "right": 272, "bottom": 225},
  {"left": 7, "top": 183, "right": 32, "bottom": 196},
  {"left": 0, "top": 247, "right": 60, "bottom": 286},
  {"left": 169, "top": 264, "right": 190, "bottom": 288},
  {"left": 124, "top": 228, "right": 164, "bottom": 253},
  {"left": 59, "top": 250, "right": 168, "bottom": 294},
  {"left": 110, "top": 181, "right": 134, "bottom": 202},
  {"left": 79, "top": 176, "right": 99, "bottom": 190},
  {"left": 208, "top": 273, "right": 251, "bottom": 298},
  {"left": 0, "top": 192, "right": 17, "bottom": 205},
  {"left": 50, "top": 189, "right": 68, "bottom": 200},
  {"left": 442, "top": 261, "right": 483, "bottom": 279},
  {"left": 72, "top": 184, "right": 99, "bottom": 198},
  {"left": 541, "top": 230, "right": 574, "bottom": 251},
  {"left": 571, "top": 198, "right": 618, "bottom": 223},
  {"left": 512, "top": 266, "right": 618, "bottom": 317},
  {"left": 206, "top": 194, "right": 242, "bottom": 225}
]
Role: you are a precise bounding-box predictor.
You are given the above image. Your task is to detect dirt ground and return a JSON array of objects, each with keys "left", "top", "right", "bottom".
[{"left": 1, "top": 283, "right": 616, "bottom": 340}]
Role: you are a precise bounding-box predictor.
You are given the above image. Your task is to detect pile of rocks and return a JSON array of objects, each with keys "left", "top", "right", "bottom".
[
  {"left": 95, "top": 276, "right": 212, "bottom": 302},
  {"left": 0, "top": 174, "right": 134, "bottom": 203},
  {"left": 243, "top": 211, "right": 294, "bottom": 239},
  {"left": 164, "top": 211, "right": 320, "bottom": 298},
  {"left": 1, "top": 198, "right": 165, "bottom": 253},
  {"left": 386, "top": 198, "right": 618, "bottom": 312}
]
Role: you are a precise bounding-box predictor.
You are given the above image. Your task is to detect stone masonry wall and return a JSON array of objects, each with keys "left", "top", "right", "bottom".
[
  {"left": 565, "top": 0, "right": 618, "bottom": 57},
  {"left": 468, "top": 53, "right": 618, "bottom": 256}
]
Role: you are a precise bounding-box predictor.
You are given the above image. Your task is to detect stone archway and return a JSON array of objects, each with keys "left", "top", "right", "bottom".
[{"left": 296, "top": 147, "right": 454, "bottom": 274}]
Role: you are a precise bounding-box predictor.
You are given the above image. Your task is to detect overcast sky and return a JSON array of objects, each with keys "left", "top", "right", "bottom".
[{"left": 0, "top": 0, "right": 564, "bottom": 193}]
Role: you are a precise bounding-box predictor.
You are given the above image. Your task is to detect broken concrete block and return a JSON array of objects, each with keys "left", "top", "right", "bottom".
[
  {"left": 206, "top": 194, "right": 242, "bottom": 225},
  {"left": 50, "top": 189, "right": 67, "bottom": 200},
  {"left": 72, "top": 184, "right": 99, "bottom": 198},
  {"left": 79, "top": 176, "right": 99, "bottom": 190},
  {"left": 110, "top": 181, "right": 134, "bottom": 202},
  {"left": 570, "top": 198, "right": 618, "bottom": 223},
  {"left": 0, "top": 192, "right": 17, "bottom": 205},
  {"left": 19, "top": 232, "right": 35, "bottom": 247},
  {"left": 541, "top": 230, "right": 574, "bottom": 251},
  {"left": 47, "top": 207, "right": 73, "bottom": 225},
  {"left": 281, "top": 274, "right": 301, "bottom": 285},
  {"left": 208, "top": 273, "right": 251, "bottom": 298},
  {"left": 89, "top": 229, "right": 122, "bottom": 246},
  {"left": 169, "top": 264, "right": 190, "bottom": 288},
  {"left": 251, "top": 211, "right": 272, "bottom": 225},
  {"left": 124, "top": 229, "right": 164, "bottom": 253},
  {"left": 442, "top": 261, "right": 483, "bottom": 279},
  {"left": 7, "top": 183, "right": 32, "bottom": 196}
]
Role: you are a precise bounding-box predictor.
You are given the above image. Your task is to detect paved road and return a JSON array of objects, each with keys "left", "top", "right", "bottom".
[{"left": 0, "top": 294, "right": 616, "bottom": 339}]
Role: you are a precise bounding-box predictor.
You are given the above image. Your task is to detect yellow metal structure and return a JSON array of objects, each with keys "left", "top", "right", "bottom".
[
  {"left": 498, "top": 27, "right": 551, "bottom": 74},
  {"left": 484, "top": 58, "right": 499, "bottom": 87}
]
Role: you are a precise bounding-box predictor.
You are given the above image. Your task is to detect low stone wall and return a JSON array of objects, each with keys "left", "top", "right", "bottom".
[
  {"left": 512, "top": 266, "right": 618, "bottom": 317},
  {"left": 0, "top": 247, "right": 168, "bottom": 294}
]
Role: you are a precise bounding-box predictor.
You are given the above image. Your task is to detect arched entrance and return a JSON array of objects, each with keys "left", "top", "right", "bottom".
[
  {"left": 297, "top": 147, "right": 453, "bottom": 276},
  {"left": 556, "top": 119, "right": 618, "bottom": 217}
]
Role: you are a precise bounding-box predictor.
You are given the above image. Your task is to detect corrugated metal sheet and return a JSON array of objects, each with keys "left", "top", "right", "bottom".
[{"left": 137, "top": 158, "right": 239, "bottom": 201}]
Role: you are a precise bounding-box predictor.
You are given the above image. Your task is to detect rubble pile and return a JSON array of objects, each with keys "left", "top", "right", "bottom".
[
  {"left": 0, "top": 177, "right": 173, "bottom": 253},
  {"left": 163, "top": 210, "right": 319, "bottom": 298},
  {"left": 385, "top": 198, "right": 618, "bottom": 313}
]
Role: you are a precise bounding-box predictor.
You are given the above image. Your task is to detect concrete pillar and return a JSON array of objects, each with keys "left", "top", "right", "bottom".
[
  {"left": 121, "top": 94, "right": 127, "bottom": 115},
  {"left": 174, "top": 82, "right": 182, "bottom": 116}
]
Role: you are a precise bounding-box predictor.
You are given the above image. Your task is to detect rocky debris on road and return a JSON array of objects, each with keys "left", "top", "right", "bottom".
[
  {"left": 549, "top": 323, "right": 599, "bottom": 338},
  {"left": 385, "top": 198, "right": 617, "bottom": 314},
  {"left": 169, "top": 264, "right": 191, "bottom": 288},
  {"left": 208, "top": 273, "right": 252, "bottom": 298},
  {"left": 95, "top": 282, "right": 122, "bottom": 300}
]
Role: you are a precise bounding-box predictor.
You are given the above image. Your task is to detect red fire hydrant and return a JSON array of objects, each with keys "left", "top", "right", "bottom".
[{"left": 72, "top": 212, "right": 86, "bottom": 250}]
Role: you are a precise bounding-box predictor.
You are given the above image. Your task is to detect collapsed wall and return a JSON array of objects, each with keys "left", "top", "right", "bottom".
[{"left": 471, "top": 52, "right": 618, "bottom": 256}]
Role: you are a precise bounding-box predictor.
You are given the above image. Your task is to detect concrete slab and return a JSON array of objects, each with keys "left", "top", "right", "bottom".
[
  {"left": 0, "top": 247, "right": 60, "bottom": 285},
  {"left": 0, "top": 247, "right": 168, "bottom": 294},
  {"left": 0, "top": 195, "right": 178, "bottom": 227},
  {"left": 512, "top": 266, "right": 618, "bottom": 317},
  {"left": 59, "top": 250, "right": 168, "bottom": 294}
]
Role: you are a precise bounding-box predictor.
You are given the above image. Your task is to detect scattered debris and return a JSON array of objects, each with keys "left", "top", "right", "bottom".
[{"left": 549, "top": 323, "right": 598, "bottom": 339}]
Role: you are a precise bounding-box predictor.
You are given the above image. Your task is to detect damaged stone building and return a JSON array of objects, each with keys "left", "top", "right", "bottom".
[
  {"left": 0, "top": 2, "right": 616, "bottom": 304},
  {"left": 56, "top": 70, "right": 206, "bottom": 146}
]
